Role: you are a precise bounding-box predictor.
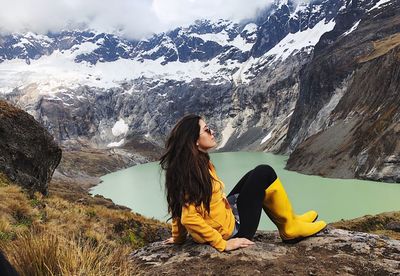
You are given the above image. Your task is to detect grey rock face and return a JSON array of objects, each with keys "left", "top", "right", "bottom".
[
  {"left": 3, "top": 53, "right": 305, "bottom": 155},
  {"left": 1, "top": 0, "right": 397, "bottom": 184},
  {"left": 0, "top": 100, "right": 61, "bottom": 194},
  {"left": 130, "top": 228, "right": 400, "bottom": 275},
  {"left": 284, "top": 0, "right": 400, "bottom": 182},
  {"left": 219, "top": 50, "right": 310, "bottom": 152}
]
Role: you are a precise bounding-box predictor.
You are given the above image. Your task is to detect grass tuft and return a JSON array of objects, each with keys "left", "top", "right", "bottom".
[
  {"left": 3, "top": 232, "right": 138, "bottom": 276},
  {"left": 0, "top": 181, "right": 168, "bottom": 275}
]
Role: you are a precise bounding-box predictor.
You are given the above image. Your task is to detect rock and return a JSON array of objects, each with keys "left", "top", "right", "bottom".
[
  {"left": 0, "top": 100, "right": 61, "bottom": 194},
  {"left": 387, "top": 222, "right": 400, "bottom": 233},
  {"left": 0, "top": 250, "right": 18, "bottom": 276},
  {"left": 130, "top": 228, "right": 400, "bottom": 275}
]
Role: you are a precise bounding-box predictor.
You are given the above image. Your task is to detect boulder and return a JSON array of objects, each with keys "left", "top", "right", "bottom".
[{"left": 0, "top": 100, "right": 61, "bottom": 194}]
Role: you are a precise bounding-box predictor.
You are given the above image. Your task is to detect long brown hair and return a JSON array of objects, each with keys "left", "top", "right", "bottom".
[{"left": 160, "top": 114, "right": 213, "bottom": 219}]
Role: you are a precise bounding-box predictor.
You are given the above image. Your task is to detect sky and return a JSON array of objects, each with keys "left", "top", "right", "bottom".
[{"left": 0, "top": 0, "right": 274, "bottom": 39}]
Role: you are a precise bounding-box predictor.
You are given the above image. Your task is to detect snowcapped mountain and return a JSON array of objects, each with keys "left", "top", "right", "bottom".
[
  {"left": 1, "top": 0, "right": 398, "bottom": 182},
  {"left": 0, "top": 0, "right": 356, "bottom": 93},
  {"left": 0, "top": 31, "right": 138, "bottom": 64}
]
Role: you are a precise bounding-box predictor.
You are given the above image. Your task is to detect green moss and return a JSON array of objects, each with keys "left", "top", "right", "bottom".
[
  {"left": 121, "top": 231, "right": 145, "bottom": 248},
  {"left": 86, "top": 210, "right": 97, "bottom": 219},
  {"left": 0, "top": 231, "right": 16, "bottom": 241},
  {"left": 30, "top": 198, "right": 42, "bottom": 208},
  {"left": 12, "top": 210, "right": 33, "bottom": 227}
]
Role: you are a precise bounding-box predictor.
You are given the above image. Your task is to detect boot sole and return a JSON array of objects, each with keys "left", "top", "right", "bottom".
[{"left": 281, "top": 224, "right": 326, "bottom": 244}]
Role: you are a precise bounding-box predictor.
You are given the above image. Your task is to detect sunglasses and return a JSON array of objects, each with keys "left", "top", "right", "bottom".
[{"left": 200, "top": 127, "right": 213, "bottom": 136}]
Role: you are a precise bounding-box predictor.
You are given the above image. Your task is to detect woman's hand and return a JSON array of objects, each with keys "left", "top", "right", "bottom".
[
  {"left": 225, "top": 238, "right": 255, "bottom": 251},
  {"left": 163, "top": 237, "right": 175, "bottom": 244}
]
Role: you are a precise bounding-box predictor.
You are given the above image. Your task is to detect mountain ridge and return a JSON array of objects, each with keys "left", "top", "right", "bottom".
[{"left": 1, "top": 0, "right": 398, "bottom": 183}]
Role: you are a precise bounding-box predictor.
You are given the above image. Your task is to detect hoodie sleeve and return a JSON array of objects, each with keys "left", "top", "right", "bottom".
[
  {"left": 171, "top": 217, "right": 187, "bottom": 244},
  {"left": 180, "top": 203, "right": 227, "bottom": 252}
]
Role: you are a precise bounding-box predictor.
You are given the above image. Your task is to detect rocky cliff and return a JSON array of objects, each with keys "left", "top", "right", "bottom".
[
  {"left": 0, "top": 100, "right": 61, "bottom": 194},
  {"left": 130, "top": 227, "right": 400, "bottom": 275},
  {"left": 284, "top": 0, "right": 400, "bottom": 182}
]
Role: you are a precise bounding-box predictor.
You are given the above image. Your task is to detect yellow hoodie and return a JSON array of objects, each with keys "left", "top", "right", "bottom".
[{"left": 171, "top": 164, "right": 235, "bottom": 251}]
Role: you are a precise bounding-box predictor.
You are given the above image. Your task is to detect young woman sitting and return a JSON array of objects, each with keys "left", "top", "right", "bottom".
[{"left": 160, "top": 114, "right": 326, "bottom": 251}]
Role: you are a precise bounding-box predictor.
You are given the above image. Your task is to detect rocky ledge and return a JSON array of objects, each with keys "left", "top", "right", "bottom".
[{"left": 130, "top": 227, "right": 400, "bottom": 275}]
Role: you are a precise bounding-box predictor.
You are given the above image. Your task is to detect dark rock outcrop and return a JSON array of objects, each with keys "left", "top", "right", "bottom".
[
  {"left": 130, "top": 228, "right": 400, "bottom": 275},
  {"left": 0, "top": 100, "right": 61, "bottom": 194},
  {"left": 0, "top": 251, "right": 18, "bottom": 276}
]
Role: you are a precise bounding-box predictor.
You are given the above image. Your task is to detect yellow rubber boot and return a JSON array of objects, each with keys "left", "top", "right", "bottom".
[{"left": 263, "top": 178, "right": 326, "bottom": 242}]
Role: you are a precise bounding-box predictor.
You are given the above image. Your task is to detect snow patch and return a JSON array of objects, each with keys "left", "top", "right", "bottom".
[
  {"left": 0, "top": 48, "right": 241, "bottom": 93},
  {"left": 142, "top": 36, "right": 177, "bottom": 57},
  {"left": 96, "top": 38, "right": 105, "bottom": 45},
  {"left": 25, "top": 32, "right": 54, "bottom": 43},
  {"left": 13, "top": 38, "right": 33, "bottom": 49},
  {"left": 190, "top": 30, "right": 254, "bottom": 52},
  {"left": 276, "top": 0, "right": 289, "bottom": 9},
  {"left": 260, "top": 111, "right": 293, "bottom": 145},
  {"left": 242, "top": 23, "right": 258, "bottom": 34},
  {"left": 265, "top": 19, "right": 336, "bottom": 62},
  {"left": 107, "top": 138, "right": 125, "bottom": 148},
  {"left": 232, "top": 56, "right": 255, "bottom": 85},
  {"left": 261, "top": 131, "right": 273, "bottom": 144},
  {"left": 233, "top": 19, "right": 336, "bottom": 84},
  {"left": 290, "top": 2, "right": 309, "bottom": 19},
  {"left": 342, "top": 20, "right": 361, "bottom": 36},
  {"left": 230, "top": 34, "right": 254, "bottom": 52},
  {"left": 216, "top": 120, "right": 235, "bottom": 149},
  {"left": 368, "top": 0, "right": 392, "bottom": 11},
  {"left": 70, "top": 42, "right": 100, "bottom": 56},
  {"left": 285, "top": 111, "right": 294, "bottom": 120},
  {"left": 112, "top": 118, "right": 129, "bottom": 136}
]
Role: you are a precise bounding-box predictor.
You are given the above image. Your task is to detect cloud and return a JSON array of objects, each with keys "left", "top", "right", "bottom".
[
  {"left": 151, "top": 0, "right": 272, "bottom": 27},
  {"left": 0, "top": 0, "right": 272, "bottom": 39}
]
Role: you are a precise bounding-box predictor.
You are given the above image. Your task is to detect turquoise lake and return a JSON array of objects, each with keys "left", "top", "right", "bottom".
[{"left": 90, "top": 152, "right": 400, "bottom": 230}]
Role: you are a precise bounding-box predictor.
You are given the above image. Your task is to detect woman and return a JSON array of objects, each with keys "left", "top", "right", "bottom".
[{"left": 160, "top": 114, "right": 326, "bottom": 252}]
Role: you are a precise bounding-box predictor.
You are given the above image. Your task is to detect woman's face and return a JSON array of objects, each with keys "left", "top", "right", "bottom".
[{"left": 197, "top": 119, "right": 216, "bottom": 152}]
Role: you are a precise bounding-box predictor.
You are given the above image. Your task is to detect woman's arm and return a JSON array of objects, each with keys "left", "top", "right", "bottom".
[
  {"left": 180, "top": 203, "right": 227, "bottom": 251},
  {"left": 166, "top": 205, "right": 255, "bottom": 251},
  {"left": 171, "top": 217, "right": 187, "bottom": 244}
]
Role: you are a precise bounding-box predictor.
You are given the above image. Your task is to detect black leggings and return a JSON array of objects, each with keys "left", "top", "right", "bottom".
[{"left": 228, "top": 165, "right": 277, "bottom": 239}]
